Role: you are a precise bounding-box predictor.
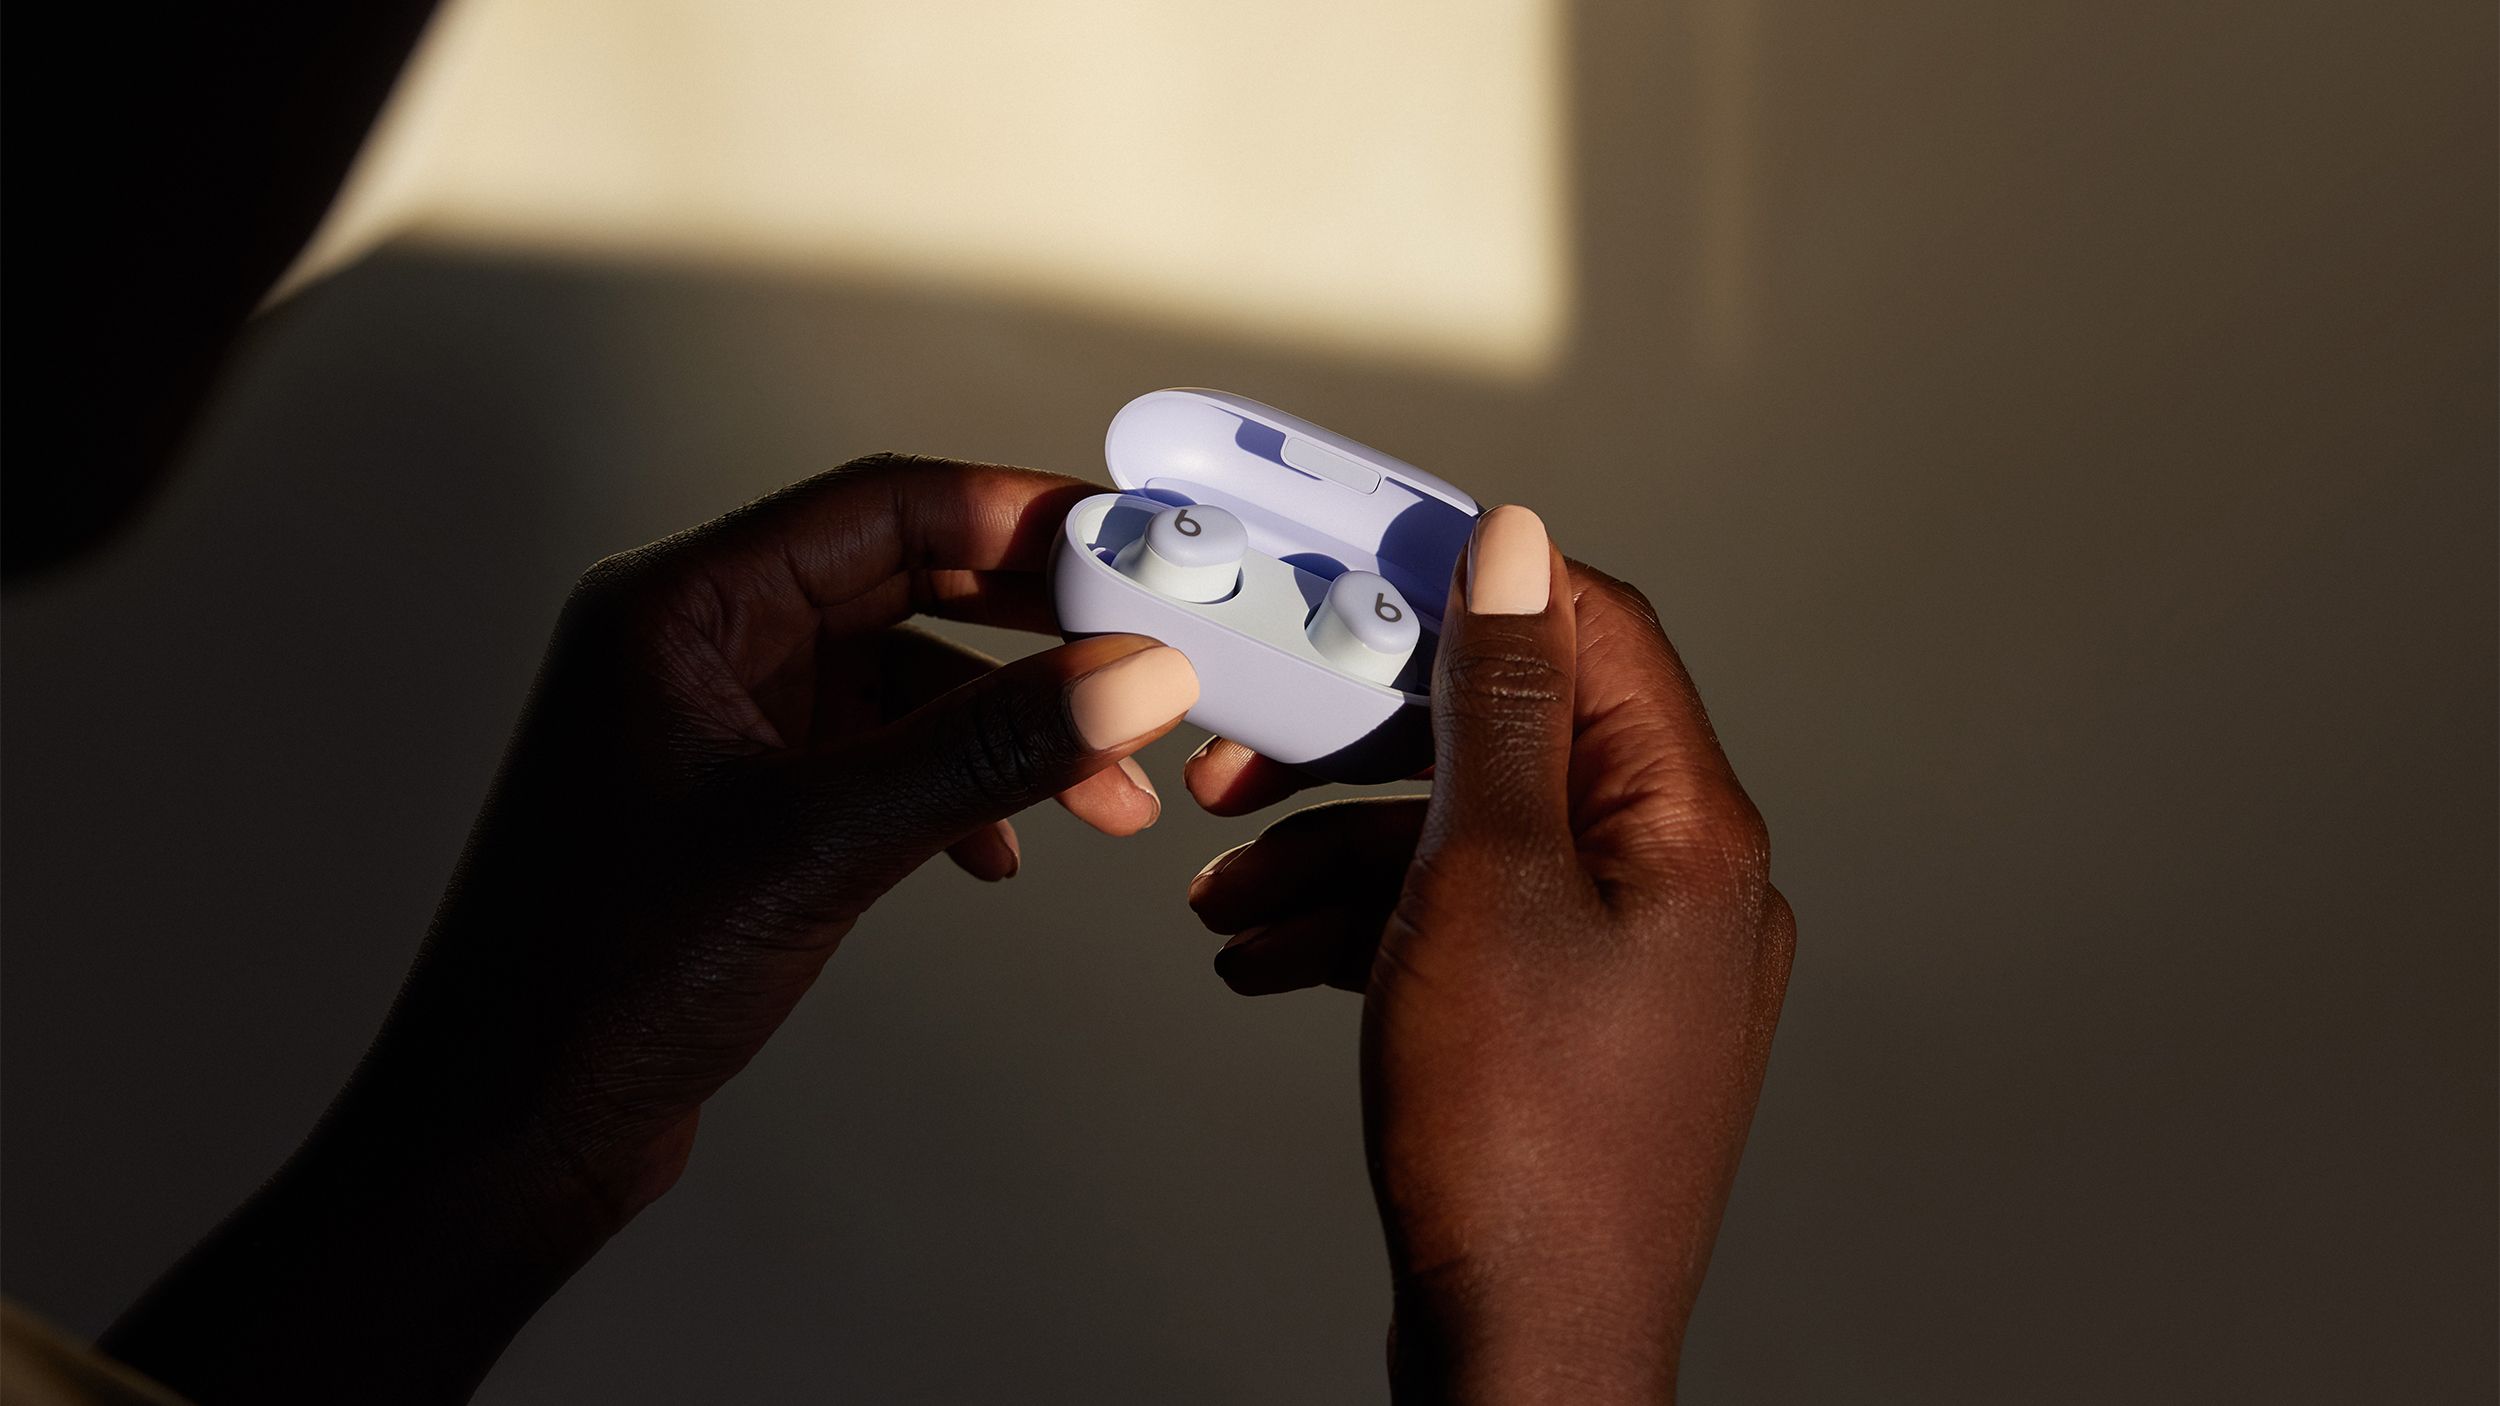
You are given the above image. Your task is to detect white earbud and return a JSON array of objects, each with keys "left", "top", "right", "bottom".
[
  {"left": 1307, "top": 570, "right": 1419, "bottom": 686},
  {"left": 1113, "top": 504, "right": 1246, "bottom": 603}
]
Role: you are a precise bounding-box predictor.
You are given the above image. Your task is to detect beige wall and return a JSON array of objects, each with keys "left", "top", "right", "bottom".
[{"left": 5, "top": 1, "right": 2492, "bottom": 1399}]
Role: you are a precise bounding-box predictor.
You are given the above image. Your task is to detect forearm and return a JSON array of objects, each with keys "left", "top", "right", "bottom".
[
  {"left": 1387, "top": 1269, "right": 1684, "bottom": 1405},
  {"left": 102, "top": 1080, "right": 620, "bottom": 1405}
]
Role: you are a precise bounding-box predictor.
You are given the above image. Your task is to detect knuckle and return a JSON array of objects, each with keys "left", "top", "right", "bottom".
[
  {"left": 945, "top": 683, "right": 1076, "bottom": 803},
  {"left": 1701, "top": 783, "right": 1773, "bottom": 872},
  {"left": 841, "top": 450, "right": 915, "bottom": 475},
  {"left": 1696, "top": 782, "right": 1774, "bottom": 898},
  {"left": 1443, "top": 642, "right": 1569, "bottom": 721},
  {"left": 784, "top": 452, "right": 909, "bottom": 493},
  {"left": 563, "top": 548, "right": 667, "bottom": 636},
  {"left": 572, "top": 545, "right": 658, "bottom": 606},
  {"left": 563, "top": 544, "right": 719, "bottom": 651},
  {"left": 1594, "top": 575, "right": 1664, "bottom": 633},
  {"left": 822, "top": 450, "right": 924, "bottom": 487},
  {"left": 1642, "top": 778, "right": 1773, "bottom": 908},
  {"left": 1758, "top": 886, "right": 1799, "bottom": 988},
  {"left": 1570, "top": 562, "right": 1663, "bottom": 630},
  {"left": 702, "top": 452, "right": 915, "bottom": 541}
]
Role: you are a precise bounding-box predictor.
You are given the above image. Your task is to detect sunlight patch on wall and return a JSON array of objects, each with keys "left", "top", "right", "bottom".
[{"left": 292, "top": 0, "right": 1572, "bottom": 378}]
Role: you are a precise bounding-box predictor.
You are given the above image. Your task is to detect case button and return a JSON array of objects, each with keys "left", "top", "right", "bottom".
[{"left": 1281, "top": 437, "right": 1383, "bottom": 494}]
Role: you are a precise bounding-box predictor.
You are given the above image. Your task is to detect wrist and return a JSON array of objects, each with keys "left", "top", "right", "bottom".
[
  {"left": 326, "top": 979, "right": 705, "bottom": 1246},
  {"left": 1387, "top": 1263, "right": 1682, "bottom": 1405},
  {"left": 306, "top": 1070, "right": 638, "bottom": 1277},
  {"left": 104, "top": 1066, "right": 646, "bottom": 1405}
]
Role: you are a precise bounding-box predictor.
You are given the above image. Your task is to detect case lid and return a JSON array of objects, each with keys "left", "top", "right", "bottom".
[{"left": 1103, "top": 389, "right": 1480, "bottom": 618}]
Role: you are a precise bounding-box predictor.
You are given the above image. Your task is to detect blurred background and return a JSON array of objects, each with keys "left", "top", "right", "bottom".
[{"left": 4, "top": 0, "right": 2492, "bottom": 1400}]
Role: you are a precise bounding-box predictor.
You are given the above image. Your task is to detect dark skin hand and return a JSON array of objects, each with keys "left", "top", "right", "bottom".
[
  {"left": 32, "top": 8, "right": 1785, "bottom": 1399},
  {"left": 103, "top": 456, "right": 1198, "bottom": 1404},
  {"left": 1185, "top": 508, "right": 1795, "bottom": 1401},
  {"left": 99, "top": 477, "right": 1786, "bottom": 1406}
]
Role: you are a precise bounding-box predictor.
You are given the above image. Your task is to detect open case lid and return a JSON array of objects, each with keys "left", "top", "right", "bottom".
[{"left": 1104, "top": 389, "right": 1481, "bottom": 620}]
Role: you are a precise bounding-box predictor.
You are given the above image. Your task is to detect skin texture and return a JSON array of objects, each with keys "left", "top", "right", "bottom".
[
  {"left": 102, "top": 457, "right": 1194, "bottom": 1403},
  {"left": 89, "top": 460, "right": 1789, "bottom": 1404},
  {"left": 1186, "top": 530, "right": 1796, "bottom": 1401},
  {"left": 30, "top": 13, "right": 1788, "bottom": 1399}
]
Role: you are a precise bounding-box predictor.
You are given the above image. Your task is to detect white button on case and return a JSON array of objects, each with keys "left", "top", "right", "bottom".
[{"left": 1054, "top": 388, "right": 1481, "bottom": 782}]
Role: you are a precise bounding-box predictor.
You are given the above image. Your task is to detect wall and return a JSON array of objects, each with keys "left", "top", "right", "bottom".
[{"left": 4, "top": 1, "right": 2493, "bottom": 1399}]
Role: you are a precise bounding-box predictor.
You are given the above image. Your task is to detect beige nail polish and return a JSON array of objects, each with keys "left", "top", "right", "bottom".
[
  {"left": 1467, "top": 505, "right": 1552, "bottom": 615},
  {"left": 1069, "top": 646, "right": 1200, "bottom": 750},
  {"left": 1118, "top": 755, "right": 1162, "bottom": 823}
]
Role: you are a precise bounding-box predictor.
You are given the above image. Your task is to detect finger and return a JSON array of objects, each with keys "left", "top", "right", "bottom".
[
  {"left": 1559, "top": 562, "right": 1768, "bottom": 894},
  {"left": 780, "top": 635, "right": 1197, "bottom": 895},
  {"left": 1563, "top": 561, "right": 1745, "bottom": 795},
  {"left": 1181, "top": 737, "right": 1328, "bottom": 816},
  {"left": 945, "top": 820, "right": 1021, "bottom": 881},
  {"left": 879, "top": 628, "right": 1161, "bottom": 835},
  {"left": 650, "top": 455, "right": 1098, "bottom": 640},
  {"left": 1424, "top": 505, "right": 1579, "bottom": 859},
  {"left": 813, "top": 566, "right": 1067, "bottom": 639},
  {"left": 1187, "top": 796, "right": 1426, "bottom": 935},
  {"left": 1213, "top": 907, "right": 1382, "bottom": 996},
  {"left": 1054, "top": 756, "right": 1163, "bottom": 837},
  {"left": 913, "top": 570, "right": 1058, "bottom": 635}
]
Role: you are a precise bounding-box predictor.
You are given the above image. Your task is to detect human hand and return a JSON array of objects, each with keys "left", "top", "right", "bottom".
[
  {"left": 108, "top": 455, "right": 1200, "bottom": 1404},
  {"left": 1183, "top": 508, "right": 1794, "bottom": 1401},
  {"left": 373, "top": 454, "right": 1200, "bottom": 1202}
]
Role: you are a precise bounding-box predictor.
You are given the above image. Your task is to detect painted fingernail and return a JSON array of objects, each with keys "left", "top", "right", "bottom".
[
  {"left": 1069, "top": 646, "right": 1199, "bottom": 750},
  {"left": 1119, "top": 756, "right": 1162, "bottom": 825},
  {"left": 1188, "top": 841, "right": 1252, "bottom": 903},
  {"left": 1466, "top": 505, "right": 1551, "bottom": 615}
]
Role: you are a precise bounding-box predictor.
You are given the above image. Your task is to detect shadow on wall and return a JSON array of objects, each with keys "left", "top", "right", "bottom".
[{"left": 2, "top": 1, "right": 2493, "bottom": 1402}]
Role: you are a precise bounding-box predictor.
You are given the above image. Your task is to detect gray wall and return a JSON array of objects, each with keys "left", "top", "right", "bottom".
[{"left": 6, "top": 1, "right": 2493, "bottom": 1399}]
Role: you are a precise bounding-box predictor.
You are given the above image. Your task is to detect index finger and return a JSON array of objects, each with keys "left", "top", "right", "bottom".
[
  {"left": 1562, "top": 561, "right": 1766, "bottom": 887},
  {"left": 667, "top": 453, "right": 1099, "bottom": 633}
]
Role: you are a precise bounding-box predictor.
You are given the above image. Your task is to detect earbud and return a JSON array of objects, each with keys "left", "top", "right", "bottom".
[
  {"left": 1307, "top": 570, "right": 1419, "bottom": 686},
  {"left": 1113, "top": 504, "right": 1246, "bottom": 603}
]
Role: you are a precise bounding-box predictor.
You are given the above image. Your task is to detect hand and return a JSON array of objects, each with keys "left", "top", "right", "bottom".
[
  {"left": 1184, "top": 507, "right": 1795, "bottom": 1401},
  {"left": 107, "top": 455, "right": 1201, "bottom": 1405}
]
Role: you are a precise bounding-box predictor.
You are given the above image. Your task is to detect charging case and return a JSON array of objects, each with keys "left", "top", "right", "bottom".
[{"left": 1053, "top": 389, "right": 1481, "bottom": 782}]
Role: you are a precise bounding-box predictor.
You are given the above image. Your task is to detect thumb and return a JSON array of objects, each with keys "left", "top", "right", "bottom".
[
  {"left": 794, "top": 634, "right": 1199, "bottom": 887},
  {"left": 1424, "top": 505, "right": 1576, "bottom": 855}
]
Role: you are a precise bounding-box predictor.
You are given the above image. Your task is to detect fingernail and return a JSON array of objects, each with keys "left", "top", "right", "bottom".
[
  {"left": 995, "top": 822, "right": 1021, "bottom": 879},
  {"left": 1188, "top": 841, "right": 1252, "bottom": 903},
  {"left": 1466, "top": 505, "right": 1551, "bottom": 615},
  {"left": 1119, "top": 756, "right": 1162, "bottom": 825},
  {"left": 1215, "top": 925, "right": 1272, "bottom": 968},
  {"left": 1070, "top": 646, "right": 1200, "bottom": 750}
]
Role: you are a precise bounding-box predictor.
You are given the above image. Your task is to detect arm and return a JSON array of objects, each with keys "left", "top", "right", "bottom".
[{"left": 103, "top": 456, "right": 1194, "bottom": 1403}]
